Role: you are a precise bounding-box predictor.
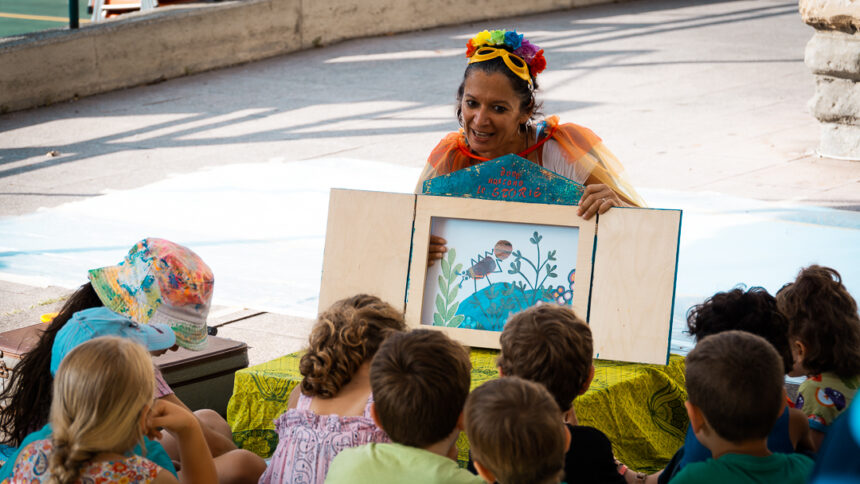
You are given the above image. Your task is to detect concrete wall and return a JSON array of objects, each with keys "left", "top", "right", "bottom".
[{"left": 0, "top": 0, "right": 621, "bottom": 113}]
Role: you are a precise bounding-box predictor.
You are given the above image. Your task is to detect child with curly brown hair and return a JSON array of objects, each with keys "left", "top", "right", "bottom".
[
  {"left": 777, "top": 265, "right": 860, "bottom": 451},
  {"left": 259, "top": 295, "right": 407, "bottom": 484}
]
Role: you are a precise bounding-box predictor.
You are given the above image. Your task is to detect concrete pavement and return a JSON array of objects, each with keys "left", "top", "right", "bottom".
[{"left": 1, "top": 0, "right": 858, "bottom": 365}]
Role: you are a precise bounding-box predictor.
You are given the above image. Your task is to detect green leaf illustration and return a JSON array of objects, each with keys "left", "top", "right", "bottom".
[
  {"left": 453, "top": 263, "right": 463, "bottom": 275},
  {"left": 435, "top": 294, "right": 446, "bottom": 316},
  {"left": 448, "top": 301, "right": 460, "bottom": 320},
  {"left": 448, "top": 284, "right": 459, "bottom": 302},
  {"left": 433, "top": 313, "right": 444, "bottom": 326},
  {"left": 441, "top": 257, "right": 450, "bottom": 278},
  {"left": 449, "top": 315, "right": 465, "bottom": 327}
]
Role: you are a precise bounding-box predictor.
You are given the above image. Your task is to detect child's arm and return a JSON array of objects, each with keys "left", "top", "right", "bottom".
[
  {"left": 810, "top": 429, "right": 826, "bottom": 453},
  {"left": 788, "top": 407, "right": 815, "bottom": 454},
  {"left": 153, "top": 468, "right": 180, "bottom": 483},
  {"left": 148, "top": 399, "right": 218, "bottom": 484}
]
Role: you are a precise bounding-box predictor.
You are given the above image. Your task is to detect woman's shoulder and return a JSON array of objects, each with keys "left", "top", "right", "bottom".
[{"left": 538, "top": 115, "right": 602, "bottom": 143}]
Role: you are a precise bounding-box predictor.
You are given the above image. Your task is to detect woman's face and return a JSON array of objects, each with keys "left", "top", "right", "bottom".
[{"left": 460, "top": 70, "right": 531, "bottom": 160}]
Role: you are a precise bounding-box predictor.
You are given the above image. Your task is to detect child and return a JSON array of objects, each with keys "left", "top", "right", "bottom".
[
  {"left": 497, "top": 305, "right": 625, "bottom": 484},
  {"left": 0, "top": 307, "right": 179, "bottom": 482},
  {"left": 465, "top": 376, "right": 570, "bottom": 484},
  {"left": 259, "top": 294, "right": 407, "bottom": 484},
  {"left": 656, "top": 286, "right": 814, "bottom": 483},
  {"left": 777, "top": 265, "right": 860, "bottom": 450},
  {"left": 325, "top": 329, "right": 482, "bottom": 484},
  {"left": 9, "top": 336, "right": 217, "bottom": 483},
  {"left": 671, "top": 330, "right": 814, "bottom": 484},
  {"left": 0, "top": 238, "right": 265, "bottom": 483}
]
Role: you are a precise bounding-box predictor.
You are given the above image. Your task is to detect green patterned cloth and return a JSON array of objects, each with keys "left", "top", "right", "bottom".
[{"left": 227, "top": 350, "right": 686, "bottom": 472}]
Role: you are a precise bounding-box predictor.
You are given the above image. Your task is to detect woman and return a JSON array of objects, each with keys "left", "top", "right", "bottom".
[{"left": 420, "top": 30, "right": 645, "bottom": 265}]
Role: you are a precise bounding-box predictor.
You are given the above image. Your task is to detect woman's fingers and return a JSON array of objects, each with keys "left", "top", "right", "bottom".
[
  {"left": 428, "top": 235, "right": 448, "bottom": 267},
  {"left": 578, "top": 184, "right": 618, "bottom": 220}
]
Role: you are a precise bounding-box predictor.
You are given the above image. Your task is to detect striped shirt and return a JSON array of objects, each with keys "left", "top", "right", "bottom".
[{"left": 154, "top": 365, "right": 174, "bottom": 398}]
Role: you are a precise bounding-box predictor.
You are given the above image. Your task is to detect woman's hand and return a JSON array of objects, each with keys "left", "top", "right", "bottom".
[
  {"left": 428, "top": 235, "right": 447, "bottom": 267},
  {"left": 578, "top": 184, "right": 623, "bottom": 220}
]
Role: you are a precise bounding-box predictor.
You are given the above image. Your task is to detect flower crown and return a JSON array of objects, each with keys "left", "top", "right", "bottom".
[{"left": 465, "top": 29, "right": 547, "bottom": 78}]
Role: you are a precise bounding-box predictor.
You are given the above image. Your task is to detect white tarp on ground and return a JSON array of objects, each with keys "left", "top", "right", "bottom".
[{"left": 1, "top": 158, "right": 858, "bottom": 355}]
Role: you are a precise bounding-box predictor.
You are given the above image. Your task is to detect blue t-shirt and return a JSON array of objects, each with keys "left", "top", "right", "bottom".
[
  {"left": 810, "top": 400, "right": 860, "bottom": 483},
  {"left": 0, "top": 423, "right": 176, "bottom": 481}
]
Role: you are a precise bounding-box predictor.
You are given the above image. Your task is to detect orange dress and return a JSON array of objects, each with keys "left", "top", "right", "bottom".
[{"left": 417, "top": 115, "right": 645, "bottom": 207}]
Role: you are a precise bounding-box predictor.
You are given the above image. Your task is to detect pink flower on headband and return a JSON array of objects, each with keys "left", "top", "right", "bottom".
[{"left": 513, "top": 39, "right": 541, "bottom": 64}]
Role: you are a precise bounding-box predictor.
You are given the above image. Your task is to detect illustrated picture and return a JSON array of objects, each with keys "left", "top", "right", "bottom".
[{"left": 421, "top": 217, "right": 580, "bottom": 332}]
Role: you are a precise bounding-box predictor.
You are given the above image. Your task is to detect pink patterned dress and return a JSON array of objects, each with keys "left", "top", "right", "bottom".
[
  {"left": 10, "top": 439, "right": 159, "bottom": 483},
  {"left": 258, "top": 392, "right": 390, "bottom": 484}
]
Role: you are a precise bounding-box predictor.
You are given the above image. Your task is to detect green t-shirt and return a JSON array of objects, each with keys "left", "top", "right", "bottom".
[
  {"left": 670, "top": 452, "right": 814, "bottom": 484},
  {"left": 325, "top": 443, "right": 483, "bottom": 484}
]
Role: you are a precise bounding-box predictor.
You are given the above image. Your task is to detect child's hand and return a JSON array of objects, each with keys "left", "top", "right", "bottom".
[{"left": 147, "top": 399, "right": 200, "bottom": 439}]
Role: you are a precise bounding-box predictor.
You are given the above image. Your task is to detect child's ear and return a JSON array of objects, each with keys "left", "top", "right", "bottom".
[
  {"left": 473, "top": 460, "right": 496, "bottom": 484},
  {"left": 370, "top": 402, "right": 383, "bottom": 429},
  {"left": 497, "top": 366, "right": 504, "bottom": 377},
  {"left": 685, "top": 401, "right": 705, "bottom": 434},
  {"left": 563, "top": 424, "right": 572, "bottom": 452},
  {"left": 579, "top": 365, "right": 595, "bottom": 395},
  {"left": 456, "top": 411, "right": 465, "bottom": 431},
  {"left": 789, "top": 340, "right": 808, "bottom": 377}
]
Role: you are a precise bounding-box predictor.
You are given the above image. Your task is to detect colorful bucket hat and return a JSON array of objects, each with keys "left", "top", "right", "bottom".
[
  {"left": 88, "top": 238, "right": 214, "bottom": 350},
  {"left": 51, "top": 306, "right": 176, "bottom": 376}
]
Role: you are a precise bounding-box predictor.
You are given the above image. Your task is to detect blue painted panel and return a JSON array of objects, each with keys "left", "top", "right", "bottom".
[{"left": 421, "top": 154, "right": 585, "bottom": 206}]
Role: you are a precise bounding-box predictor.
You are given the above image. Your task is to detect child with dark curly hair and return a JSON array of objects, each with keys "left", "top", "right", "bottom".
[
  {"left": 654, "top": 286, "right": 813, "bottom": 484},
  {"left": 259, "top": 295, "right": 407, "bottom": 484},
  {"left": 777, "top": 265, "right": 860, "bottom": 451}
]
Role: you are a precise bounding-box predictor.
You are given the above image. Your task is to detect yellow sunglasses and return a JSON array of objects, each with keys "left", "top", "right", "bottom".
[{"left": 468, "top": 47, "right": 532, "bottom": 85}]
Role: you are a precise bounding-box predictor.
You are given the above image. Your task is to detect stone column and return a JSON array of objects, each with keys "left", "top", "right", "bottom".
[{"left": 799, "top": 0, "right": 860, "bottom": 160}]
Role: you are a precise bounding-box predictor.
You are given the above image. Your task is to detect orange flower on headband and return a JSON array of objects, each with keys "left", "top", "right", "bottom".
[{"left": 466, "top": 39, "right": 478, "bottom": 58}]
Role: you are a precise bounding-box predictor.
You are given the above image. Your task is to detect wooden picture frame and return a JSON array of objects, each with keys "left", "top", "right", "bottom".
[
  {"left": 319, "top": 188, "right": 681, "bottom": 365},
  {"left": 404, "top": 195, "right": 595, "bottom": 349}
]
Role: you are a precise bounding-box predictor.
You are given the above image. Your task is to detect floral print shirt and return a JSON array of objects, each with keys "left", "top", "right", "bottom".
[{"left": 8, "top": 439, "right": 158, "bottom": 483}]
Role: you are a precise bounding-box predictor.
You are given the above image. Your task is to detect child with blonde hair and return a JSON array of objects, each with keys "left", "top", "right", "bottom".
[
  {"left": 259, "top": 294, "right": 407, "bottom": 484},
  {"left": 9, "top": 336, "right": 216, "bottom": 483},
  {"left": 777, "top": 265, "right": 860, "bottom": 450}
]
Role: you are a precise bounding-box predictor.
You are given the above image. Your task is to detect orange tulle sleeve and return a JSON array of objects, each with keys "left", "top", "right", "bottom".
[
  {"left": 415, "top": 131, "right": 481, "bottom": 192},
  {"left": 544, "top": 116, "right": 646, "bottom": 207},
  {"left": 417, "top": 118, "right": 645, "bottom": 207}
]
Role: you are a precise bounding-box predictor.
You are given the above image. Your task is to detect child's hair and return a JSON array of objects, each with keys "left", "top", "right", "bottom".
[
  {"left": 300, "top": 294, "right": 406, "bottom": 398},
  {"left": 465, "top": 377, "right": 567, "bottom": 484},
  {"left": 370, "top": 329, "right": 471, "bottom": 447},
  {"left": 686, "top": 286, "right": 793, "bottom": 373},
  {"left": 0, "top": 282, "right": 103, "bottom": 446},
  {"left": 497, "top": 305, "right": 591, "bottom": 412},
  {"left": 686, "top": 330, "right": 784, "bottom": 443},
  {"left": 49, "top": 336, "right": 155, "bottom": 484},
  {"left": 776, "top": 265, "right": 860, "bottom": 378}
]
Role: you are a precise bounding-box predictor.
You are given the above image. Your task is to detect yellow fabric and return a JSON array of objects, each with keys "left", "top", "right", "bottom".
[{"left": 227, "top": 350, "right": 686, "bottom": 472}]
